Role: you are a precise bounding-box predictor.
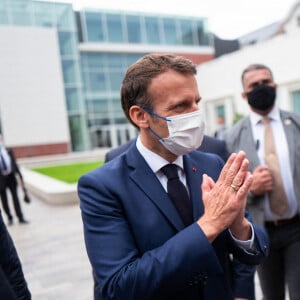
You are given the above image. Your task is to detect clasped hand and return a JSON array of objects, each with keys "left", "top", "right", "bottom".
[{"left": 198, "top": 151, "right": 253, "bottom": 243}]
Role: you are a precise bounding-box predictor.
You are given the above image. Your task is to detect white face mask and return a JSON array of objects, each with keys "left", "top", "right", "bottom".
[{"left": 145, "top": 108, "right": 205, "bottom": 156}]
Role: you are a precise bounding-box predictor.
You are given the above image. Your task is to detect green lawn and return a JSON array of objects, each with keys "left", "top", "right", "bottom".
[{"left": 32, "top": 161, "right": 104, "bottom": 184}]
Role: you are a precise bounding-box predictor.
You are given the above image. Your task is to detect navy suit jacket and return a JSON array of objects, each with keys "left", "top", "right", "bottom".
[
  {"left": 0, "top": 149, "right": 23, "bottom": 191},
  {"left": 103, "top": 136, "right": 256, "bottom": 300},
  {"left": 79, "top": 144, "right": 268, "bottom": 300}
]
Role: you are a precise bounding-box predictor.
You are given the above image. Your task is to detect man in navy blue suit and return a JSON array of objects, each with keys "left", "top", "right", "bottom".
[
  {"left": 100, "top": 135, "right": 256, "bottom": 300},
  {"left": 79, "top": 53, "right": 268, "bottom": 300}
]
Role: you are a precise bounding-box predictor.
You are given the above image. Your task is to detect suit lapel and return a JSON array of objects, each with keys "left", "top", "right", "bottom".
[
  {"left": 280, "top": 111, "right": 296, "bottom": 173},
  {"left": 240, "top": 118, "right": 260, "bottom": 171},
  {"left": 126, "top": 145, "right": 185, "bottom": 231}
]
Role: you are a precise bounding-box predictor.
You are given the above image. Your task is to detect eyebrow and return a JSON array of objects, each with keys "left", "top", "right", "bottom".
[{"left": 249, "top": 79, "right": 272, "bottom": 87}]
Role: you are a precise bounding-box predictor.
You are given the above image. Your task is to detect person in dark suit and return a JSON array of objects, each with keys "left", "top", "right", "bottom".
[
  {"left": 79, "top": 53, "right": 268, "bottom": 300},
  {"left": 0, "top": 209, "right": 31, "bottom": 299},
  {"left": 0, "top": 135, "right": 28, "bottom": 225},
  {"left": 225, "top": 63, "right": 300, "bottom": 300},
  {"left": 101, "top": 136, "right": 256, "bottom": 300}
]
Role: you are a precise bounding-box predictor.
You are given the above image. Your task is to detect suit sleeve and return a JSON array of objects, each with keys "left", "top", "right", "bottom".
[{"left": 8, "top": 150, "right": 23, "bottom": 180}]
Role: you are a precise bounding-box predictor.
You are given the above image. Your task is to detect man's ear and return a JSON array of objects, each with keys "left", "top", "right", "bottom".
[
  {"left": 241, "top": 91, "right": 247, "bottom": 100},
  {"left": 129, "top": 105, "right": 150, "bottom": 129}
]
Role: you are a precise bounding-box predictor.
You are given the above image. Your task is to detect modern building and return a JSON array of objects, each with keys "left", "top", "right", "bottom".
[
  {"left": 197, "top": 1, "right": 300, "bottom": 135},
  {"left": 0, "top": 0, "right": 214, "bottom": 157}
]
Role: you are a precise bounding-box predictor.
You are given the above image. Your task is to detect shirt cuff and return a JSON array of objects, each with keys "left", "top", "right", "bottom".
[{"left": 229, "top": 223, "right": 255, "bottom": 251}]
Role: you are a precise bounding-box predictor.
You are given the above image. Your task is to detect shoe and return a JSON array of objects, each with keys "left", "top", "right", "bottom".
[
  {"left": 19, "top": 219, "right": 29, "bottom": 225},
  {"left": 8, "top": 219, "right": 13, "bottom": 226}
]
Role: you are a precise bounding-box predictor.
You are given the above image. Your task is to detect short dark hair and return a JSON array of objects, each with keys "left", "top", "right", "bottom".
[
  {"left": 121, "top": 53, "right": 197, "bottom": 127},
  {"left": 241, "top": 64, "right": 274, "bottom": 86}
]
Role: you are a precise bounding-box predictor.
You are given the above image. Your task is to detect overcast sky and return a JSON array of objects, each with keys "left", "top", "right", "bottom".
[{"left": 47, "top": 0, "right": 298, "bottom": 39}]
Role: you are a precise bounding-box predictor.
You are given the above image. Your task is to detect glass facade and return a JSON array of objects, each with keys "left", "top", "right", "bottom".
[
  {"left": 0, "top": 0, "right": 212, "bottom": 151},
  {"left": 81, "top": 53, "right": 141, "bottom": 147},
  {"left": 79, "top": 9, "right": 211, "bottom": 148},
  {"left": 81, "top": 9, "right": 211, "bottom": 46}
]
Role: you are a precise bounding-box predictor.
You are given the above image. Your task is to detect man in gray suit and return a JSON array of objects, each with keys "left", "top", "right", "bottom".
[{"left": 225, "top": 64, "right": 300, "bottom": 300}]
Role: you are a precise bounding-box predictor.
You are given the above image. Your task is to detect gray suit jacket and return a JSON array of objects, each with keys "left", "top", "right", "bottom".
[{"left": 224, "top": 109, "right": 300, "bottom": 226}]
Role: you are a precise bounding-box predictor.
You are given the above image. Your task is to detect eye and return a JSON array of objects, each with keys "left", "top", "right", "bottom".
[
  {"left": 174, "top": 102, "right": 186, "bottom": 109},
  {"left": 171, "top": 101, "right": 188, "bottom": 112},
  {"left": 250, "top": 82, "right": 259, "bottom": 89},
  {"left": 262, "top": 79, "right": 272, "bottom": 85}
]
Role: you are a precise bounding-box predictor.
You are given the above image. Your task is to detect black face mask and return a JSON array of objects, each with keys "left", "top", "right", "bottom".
[{"left": 246, "top": 85, "right": 276, "bottom": 111}]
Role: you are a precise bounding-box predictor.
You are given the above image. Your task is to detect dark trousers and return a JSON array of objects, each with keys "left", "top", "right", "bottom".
[
  {"left": 0, "top": 174, "right": 23, "bottom": 221},
  {"left": 257, "top": 218, "right": 300, "bottom": 300},
  {"left": 0, "top": 266, "right": 18, "bottom": 300}
]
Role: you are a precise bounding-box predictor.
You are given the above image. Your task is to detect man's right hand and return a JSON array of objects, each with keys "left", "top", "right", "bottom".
[
  {"left": 250, "top": 165, "right": 273, "bottom": 196},
  {"left": 198, "top": 151, "right": 253, "bottom": 243}
]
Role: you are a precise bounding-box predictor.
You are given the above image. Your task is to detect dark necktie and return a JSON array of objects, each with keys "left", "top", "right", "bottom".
[
  {"left": 0, "top": 152, "right": 7, "bottom": 171},
  {"left": 262, "top": 116, "right": 288, "bottom": 215},
  {"left": 161, "top": 164, "right": 193, "bottom": 226}
]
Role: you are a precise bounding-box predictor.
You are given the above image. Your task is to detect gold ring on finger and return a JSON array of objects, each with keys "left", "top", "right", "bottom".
[{"left": 230, "top": 183, "right": 239, "bottom": 191}]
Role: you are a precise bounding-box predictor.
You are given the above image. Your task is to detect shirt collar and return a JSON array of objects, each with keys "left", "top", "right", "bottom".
[
  {"left": 249, "top": 106, "right": 280, "bottom": 126},
  {"left": 136, "top": 136, "right": 184, "bottom": 173}
]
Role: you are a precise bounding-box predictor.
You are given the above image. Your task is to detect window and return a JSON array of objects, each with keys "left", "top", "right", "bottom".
[
  {"left": 195, "top": 20, "right": 210, "bottom": 45},
  {"left": 144, "top": 16, "right": 161, "bottom": 44},
  {"left": 81, "top": 54, "right": 106, "bottom": 70},
  {"left": 106, "top": 14, "right": 125, "bottom": 43},
  {"left": 11, "top": 0, "right": 32, "bottom": 26},
  {"left": 162, "top": 18, "right": 177, "bottom": 45},
  {"left": 126, "top": 15, "right": 142, "bottom": 43},
  {"left": 86, "top": 71, "right": 107, "bottom": 92},
  {"left": 69, "top": 115, "right": 87, "bottom": 151},
  {"left": 55, "top": 3, "right": 75, "bottom": 31},
  {"left": 65, "top": 88, "right": 80, "bottom": 111},
  {"left": 179, "top": 19, "right": 194, "bottom": 45},
  {"left": 62, "top": 59, "right": 79, "bottom": 84},
  {"left": 33, "top": 2, "right": 53, "bottom": 27},
  {"left": 292, "top": 90, "right": 300, "bottom": 113},
  {"left": 85, "top": 11, "right": 105, "bottom": 42},
  {"left": 58, "top": 32, "right": 75, "bottom": 56}
]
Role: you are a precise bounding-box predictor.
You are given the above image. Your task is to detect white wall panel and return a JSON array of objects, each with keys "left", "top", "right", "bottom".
[{"left": 0, "top": 26, "right": 70, "bottom": 147}]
